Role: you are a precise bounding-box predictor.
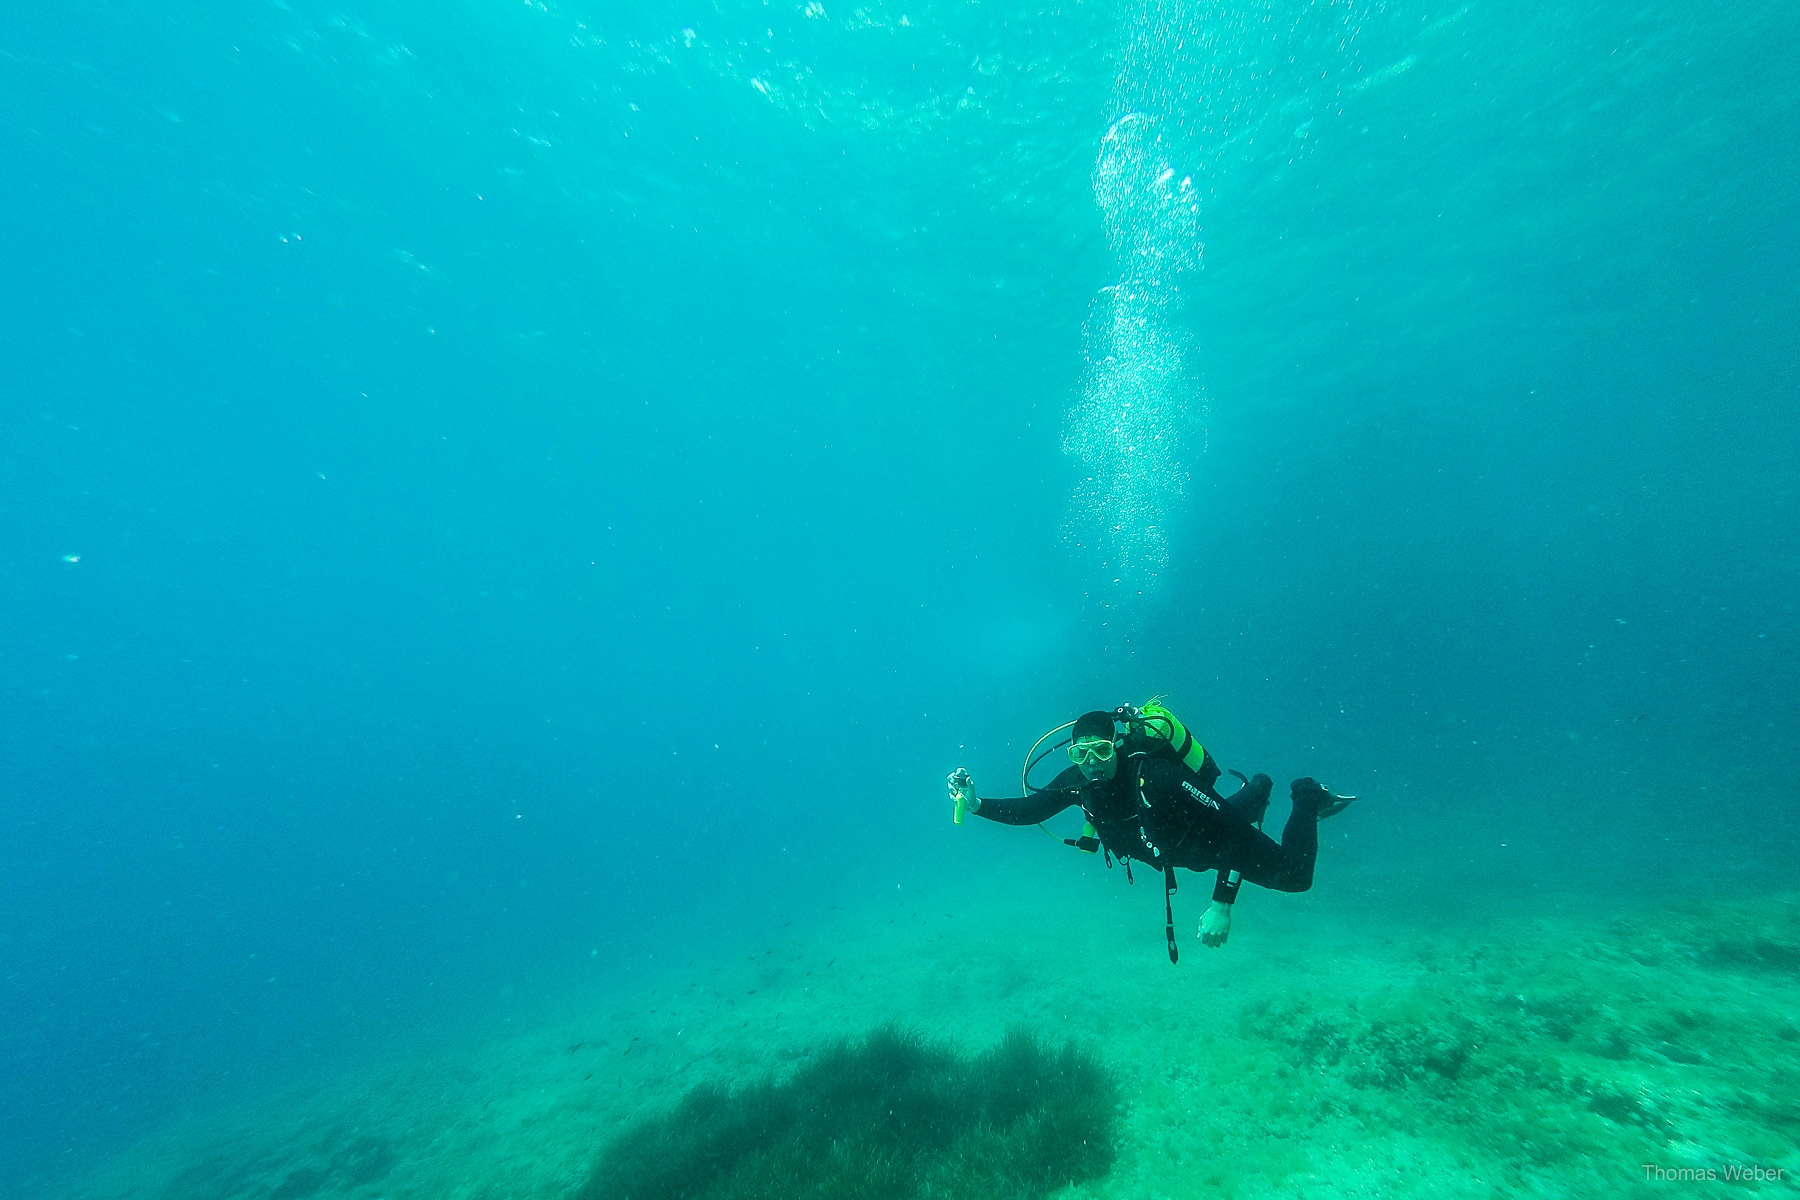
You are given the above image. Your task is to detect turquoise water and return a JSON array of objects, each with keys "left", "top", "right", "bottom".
[{"left": 2, "top": 1, "right": 1797, "bottom": 1195}]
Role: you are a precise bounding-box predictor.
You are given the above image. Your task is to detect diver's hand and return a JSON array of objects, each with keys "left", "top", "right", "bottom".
[
  {"left": 1198, "top": 901, "right": 1232, "bottom": 947},
  {"left": 947, "top": 769, "right": 979, "bottom": 822}
]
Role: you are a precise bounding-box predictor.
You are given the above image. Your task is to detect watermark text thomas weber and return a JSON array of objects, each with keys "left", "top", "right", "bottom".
[{"left": 1643, "top": 1164, "right": 1787, "bottom": 1183}]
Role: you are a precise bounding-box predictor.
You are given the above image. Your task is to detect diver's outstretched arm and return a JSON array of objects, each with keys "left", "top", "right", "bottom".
[{"left": 946, "top": 769, "right": 1080, "bottom": 826}]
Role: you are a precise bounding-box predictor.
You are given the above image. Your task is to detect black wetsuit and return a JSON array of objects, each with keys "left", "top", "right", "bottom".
[{"left": 973, "top": 750, "right": 1321, "bottom": 905}]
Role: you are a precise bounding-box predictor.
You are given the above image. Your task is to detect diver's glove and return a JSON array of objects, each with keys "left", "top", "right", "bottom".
[{"left": 947, "top": 768, "right": 980, "bottom": 823}]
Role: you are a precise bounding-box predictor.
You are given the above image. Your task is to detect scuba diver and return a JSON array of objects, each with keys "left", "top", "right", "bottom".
[{"left": 946, "top": 702, "right": 1353, "bottom": 961}]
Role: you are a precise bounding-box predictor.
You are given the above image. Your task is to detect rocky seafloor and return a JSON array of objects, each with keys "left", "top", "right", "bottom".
[{"left": 47, "top": 884, "right": 1800, "bottom": 1200}]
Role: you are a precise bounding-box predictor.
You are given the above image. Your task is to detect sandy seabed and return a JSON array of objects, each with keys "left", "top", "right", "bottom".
[{"left": 48, "top": 873, "right": 1800, "bottom": 1200}]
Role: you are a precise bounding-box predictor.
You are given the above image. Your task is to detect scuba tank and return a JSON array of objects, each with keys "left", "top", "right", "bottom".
[{"left": 1133, "top": 700, "right": 1208, "bottom": 776}]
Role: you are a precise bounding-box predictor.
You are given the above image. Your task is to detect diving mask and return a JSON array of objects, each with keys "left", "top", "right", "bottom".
[{"left": 1068, "top": 738, "right": 1116, "bottom": 766}]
